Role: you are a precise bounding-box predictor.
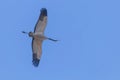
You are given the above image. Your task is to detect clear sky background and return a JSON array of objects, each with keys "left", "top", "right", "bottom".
[{"left": 0, "top": 0, "right": 120, "bottom": 80}]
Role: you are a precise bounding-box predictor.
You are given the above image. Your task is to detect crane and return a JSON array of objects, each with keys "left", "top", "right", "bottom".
[{"left": 22, "top": 8, "right": 58, "bottom": 67}]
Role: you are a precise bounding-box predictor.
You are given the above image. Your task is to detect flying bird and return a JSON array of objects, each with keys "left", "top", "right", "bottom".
[{"left": 22, "top": 8, "right": 58, "bottom": 67}]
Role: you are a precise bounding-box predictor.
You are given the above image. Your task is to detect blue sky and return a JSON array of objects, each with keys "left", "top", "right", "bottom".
[{"left": 0, "top": 0, "right": 120, "bottom": 80}]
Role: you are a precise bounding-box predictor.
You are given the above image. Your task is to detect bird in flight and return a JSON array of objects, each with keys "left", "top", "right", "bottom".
[{"left": 22, "top": 8, "right": 58, "bottom": 67}]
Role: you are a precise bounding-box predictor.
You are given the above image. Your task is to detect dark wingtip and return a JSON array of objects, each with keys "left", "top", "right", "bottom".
[
  {"left": 32, "top": 54, "right": 40, "bottom": 67},
  {"left": 40, "top": 8, "right": 47, "bottom": 16},
  {"left": 32, "top": 58, "right": 40, "bottom": 67}
]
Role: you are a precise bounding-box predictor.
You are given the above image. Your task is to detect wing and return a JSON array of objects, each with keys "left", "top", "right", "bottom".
[
  {"left": 32, "top": 38, "right": 42, "bottom": 67},
  {"left": 34, "top": 8, "right": 47, "bottom": 34}
]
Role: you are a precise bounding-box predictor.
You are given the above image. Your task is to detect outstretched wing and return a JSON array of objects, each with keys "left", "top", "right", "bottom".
[
  {"left": 32, "top": 39, "right": 42, "bottom": 67},
  {"left": 34, "top": 8, "right": 47, "bottom": 34},
  {"left": 32, "top": 8, "right": 47, "bottom": 67}
]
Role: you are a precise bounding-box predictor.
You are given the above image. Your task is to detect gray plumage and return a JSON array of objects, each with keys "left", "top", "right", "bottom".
[
  {"left": 31, "top": 8, "right": 47, "bottom": 67},
  {"left": 22, "top": 8, "right": 58, "bottom": 67}
]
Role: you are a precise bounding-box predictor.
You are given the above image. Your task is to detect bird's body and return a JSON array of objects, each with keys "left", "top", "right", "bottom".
[
  {"left": 29, "top": 32, "right": 47, "bottom": 40},
  {"left": 22, "top": 8, "right": 58, "bottom": 67}
]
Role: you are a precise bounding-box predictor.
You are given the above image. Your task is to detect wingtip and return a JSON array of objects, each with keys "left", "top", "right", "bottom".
[
  {"left": 32, "top": 58, "right": 40, "bottom": 67},
  {"left": 41, "top": 8, "right": 47, "bottom": 11},
  {"left": 32, "top": 54, "right": 40, "bottom": 67},
  {"left": 40, "top": 8, "right": 47, "bottom": 16}
]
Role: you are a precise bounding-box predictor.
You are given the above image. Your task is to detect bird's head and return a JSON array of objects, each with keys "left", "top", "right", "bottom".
[{"left": 29, "top": 32, "right": 34, "bottom": 37}]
